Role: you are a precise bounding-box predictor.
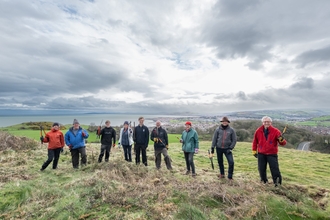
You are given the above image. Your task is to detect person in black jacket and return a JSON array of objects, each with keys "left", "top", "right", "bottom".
[
  {"left": 97, "top": 120, "right": 116, "bottom": 162},
  {"left": 134, "top": 116, "right": 149, "bottom": 166},
  {"left": 150, "top": 120, "right": 172, "bottom": 170}
]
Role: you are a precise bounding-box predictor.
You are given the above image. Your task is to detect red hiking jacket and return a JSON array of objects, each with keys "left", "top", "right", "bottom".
[
  {"left": 252, "top": 125, "right": 286, "bottom": 155},
  {"left": 43, "top": 128, "right": 65, "bottom": 150}
]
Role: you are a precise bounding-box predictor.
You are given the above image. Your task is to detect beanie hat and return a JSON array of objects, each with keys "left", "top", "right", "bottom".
[
  {"left": 73, "top": 119, "right": 79, "bottom": 124},
  {"left": 52, "top": 122, "right": 60, "bottom": 127},
  {"left": 220, "top": 117, "right": 230, "bottom": 123},
  {"left": 185, "top": 121, "right": 192, "bottom": 126},
  {"left": 124, "top": 121, "right": 129, "bottom": 125}
]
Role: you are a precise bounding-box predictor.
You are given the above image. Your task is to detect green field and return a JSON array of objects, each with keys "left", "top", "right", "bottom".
[
  {"left": 0, "top": 128, "right": 330, "bottom": 219},
  {"left": 296, "top": 115, "right": 330, "bottom": 127}
]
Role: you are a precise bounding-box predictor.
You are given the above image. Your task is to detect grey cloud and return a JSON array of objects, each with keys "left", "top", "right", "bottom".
[
  {"left": 236, "top": 91, "right": 247, "bottom": 101},
  {"left": 293, "top": 45, "right": 330, "bottom": 68},
  {"left": 290, "top": 77, "right": 314, "bottom": 89},
  {"left": 200, "top": 0, "right": 330, "bottom": 71}
]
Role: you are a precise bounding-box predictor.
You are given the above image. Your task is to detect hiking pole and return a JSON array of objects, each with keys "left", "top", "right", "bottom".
[{"left": 208, "top": 149, "right": 214, "bottom": 170}]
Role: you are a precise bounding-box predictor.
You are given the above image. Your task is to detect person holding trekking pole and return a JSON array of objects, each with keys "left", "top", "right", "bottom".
[
  {"left": 150, "top": 120, "right": 172, "bottom": 170},
  {"left": 96, "top": 120, "right": 116, "bottom": 162},
  {"left": 252, "top": 116, "right": 287, "bottom": 187},
  {"left": 211, "top": 116, "right": 237, "bottom": 180},
  {"left": 134, "top": 116, "right": 149, "bottom": 166},
  {"left": 40, "top": 122, "right": 65, "bottom": 171},
  {"left": 65, "top": 119, "right": 89, "bottom": 169},
  {"left": 180, "top": 121, "right": 199, "bottom": 177},
  {"left": 118, "top": 121, "right": 134, "bottom": 162}
]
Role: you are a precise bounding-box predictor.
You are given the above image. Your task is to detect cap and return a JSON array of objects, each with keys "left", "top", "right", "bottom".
[
  {"left": 52, "top": 122, "right": 60, "bottom": 127},
  {"left": 220, "top": 117, "right": 230, "bottom": 123},
  {"left": 73, "top": 119, "right": 79, "bottom": 124},
  {"left": 185, "top": 121, "right": 192, "bottom": 126},
  {"left": 124, "top": 121, "right": 129, "bottom": 125}
]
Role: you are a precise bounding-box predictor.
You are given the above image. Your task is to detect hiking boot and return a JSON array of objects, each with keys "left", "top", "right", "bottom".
[
  {"left": 218, "top": 174, "right": 225, "bottom": 179},
  {"left": 275, "top": 177, "right": 280, "bottom": 187},
  {"left": 192, "top": 173, "right": 197, "bottom": 178},
  {"left": 40, "top": 168, "right": 44, "bottom": 172},
  {"left": 185, "top": 170, "right": 190, "bottom": 175}
]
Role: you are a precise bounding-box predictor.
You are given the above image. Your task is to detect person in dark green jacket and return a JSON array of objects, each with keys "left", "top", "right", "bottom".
[{"left": 180, "top": 121, "right": 199, "bottom": 177}]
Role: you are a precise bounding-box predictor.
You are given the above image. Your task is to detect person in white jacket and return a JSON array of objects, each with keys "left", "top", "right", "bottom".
[{"left": 118, "top": 121, "right": 134, "bottom": 162}]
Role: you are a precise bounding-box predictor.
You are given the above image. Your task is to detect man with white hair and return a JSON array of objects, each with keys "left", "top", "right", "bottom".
[
  {"left": 252, "top": 116, "right": 287, "bottom": 187},
  {"left": 150, "top": 120, "right": 172, "bottom": 170}
]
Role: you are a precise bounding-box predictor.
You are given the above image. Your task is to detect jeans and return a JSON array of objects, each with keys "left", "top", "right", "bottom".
[
  {"left": 41, "top": 148, "right": 62, "bottom": 170},
  {"left": 184, "top": 152, "right": 195, "bottom": 174},
  {"left": 135, "top": 144, "right": 148, "bottom": 166},
  {"left": 71, "top": 147, "right": 87, "bottom": 168},
  {"left": 123, "top": 145, "right": 132, "bottom": 162},
  {"left": 216, "top": 148, "right": 234, "bottom": 179}
]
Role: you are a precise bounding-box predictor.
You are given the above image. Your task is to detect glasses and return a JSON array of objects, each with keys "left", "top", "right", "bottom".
[{"left": 263, "top": 121, "right": 271, "bottom": 123}]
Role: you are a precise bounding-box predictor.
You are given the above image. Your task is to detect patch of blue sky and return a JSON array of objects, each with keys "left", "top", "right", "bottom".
[
  {"left": 169, "top": 52, "right": 201, "bottom": 70},
  {"left": 60, "top": 5, "right": 78, "bottom": 15}
]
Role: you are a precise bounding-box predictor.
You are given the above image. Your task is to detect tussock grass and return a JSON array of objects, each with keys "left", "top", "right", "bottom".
[{"left": 0, "top": 132, "right": 329, "bottom": 219}]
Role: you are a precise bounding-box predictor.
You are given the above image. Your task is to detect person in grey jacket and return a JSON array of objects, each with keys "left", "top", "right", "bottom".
[{"left": 211, "top": 116, "right": 237, "bottom": 180}]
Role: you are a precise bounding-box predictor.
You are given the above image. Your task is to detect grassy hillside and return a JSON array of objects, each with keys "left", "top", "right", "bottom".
[{"left": 0, "top": 131, "right": 329, "bottom": 219}]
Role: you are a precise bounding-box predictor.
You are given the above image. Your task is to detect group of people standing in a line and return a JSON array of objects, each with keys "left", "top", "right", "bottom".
[{"left": 40, "top": 115, "right": 286, "bottom": 187}]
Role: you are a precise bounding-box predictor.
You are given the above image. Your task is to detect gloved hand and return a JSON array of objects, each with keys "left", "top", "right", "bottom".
[
  {"left": 82, "top": 131, "right": 86, "bottom": 137},
  {"left": 153, "top": 138, "right": 158, "bottom": 143},
  {"left": 112, "top": 143, "right": 116, "bottom": 148},
  {"left": 211, "top": 148, "right": 214, "bottom": 154},
  {"left": 60, "top": 147, "right": 64, "bottom": 153},
  {"left": 97, "top": 126, "right": 101, "bottom": 135},
  {"left": 278, "top": 136, "right": 285, "bottom": 142},
  {"left": 68, "top": 145, "right": 72, "bottom": 151},
  {"left": 226, "top": 149, "right": 232, "bottom": 154},
  {"left": 40, "top": 136, "right": 44, "bottom": 142},
  {"left": 166, "top": 145, "right": 169, "bottom": 150},
  {"left": 179, "top": 139, "right": 183, "bottom": 143},
  {"left": 194, "top": 148, "right": 199, "bottom": 154},
  {"left": 252, "top": 150, "right": 258, "bottom": 158}
]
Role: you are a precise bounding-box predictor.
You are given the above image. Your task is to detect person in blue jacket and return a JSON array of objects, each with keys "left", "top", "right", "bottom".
[{"left": 65, "top": 119, "right": 89, "bottom": 169}]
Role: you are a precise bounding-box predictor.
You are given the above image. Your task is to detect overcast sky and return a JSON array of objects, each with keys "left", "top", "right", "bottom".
[{"left": 1, "top": 0, "right": 330, "bottom": 115}]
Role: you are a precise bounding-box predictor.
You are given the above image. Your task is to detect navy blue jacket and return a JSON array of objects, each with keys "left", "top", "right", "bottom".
[{"left": 134, "top": 125, "right": 149, "bottom": 146}]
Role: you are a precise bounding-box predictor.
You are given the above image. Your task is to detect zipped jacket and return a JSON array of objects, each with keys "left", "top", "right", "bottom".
[
  {"left": 65, "top": 127, "right": 89, "bottom": 149},
  {"left": 134, "top": 125, "right": 149, "bottom": 146},
  {"left": 211, "top": 125, "right": 237, "bottom": 150},
  {"left": 150, "top": 126, "right": 168, "bottom": 149},
  {"left": 181, "top": 128, "right": 199, "bottom": 153},
  {"left": 43, "top": 128, "right": 65, "bottom": 150},
  {"left": 252, "top": 125, "right": 287, "bottom": 155}
]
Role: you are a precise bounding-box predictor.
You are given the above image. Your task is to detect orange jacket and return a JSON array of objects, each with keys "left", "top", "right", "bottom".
[{"left": 42, "top": 128, "right": 65, "bottom": 150}]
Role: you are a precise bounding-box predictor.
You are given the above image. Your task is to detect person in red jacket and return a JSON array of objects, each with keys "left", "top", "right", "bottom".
[
  {"left": 40, "top": 122, "right": 65, "bottom": 171},
  {"left": 252, "top": 116, "right": 287, "bottom": 187}
]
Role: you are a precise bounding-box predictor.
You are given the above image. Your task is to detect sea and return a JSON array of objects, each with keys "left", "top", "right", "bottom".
[{"left": 0, "top": 114, "right": 189, "bottom": 128}]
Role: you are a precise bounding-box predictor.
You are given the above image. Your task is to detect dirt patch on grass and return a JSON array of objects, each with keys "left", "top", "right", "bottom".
[{"left": 0, "top": 131, "right": 37, "bottom": 151}]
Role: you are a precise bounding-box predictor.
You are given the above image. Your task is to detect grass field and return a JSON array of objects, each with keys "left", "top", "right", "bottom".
[
  {"left": 296, "top": 115, "right": 330, "bottom": 127},
  {"left": 0, "top": 129, "right": 330, "bottom": 219}
]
